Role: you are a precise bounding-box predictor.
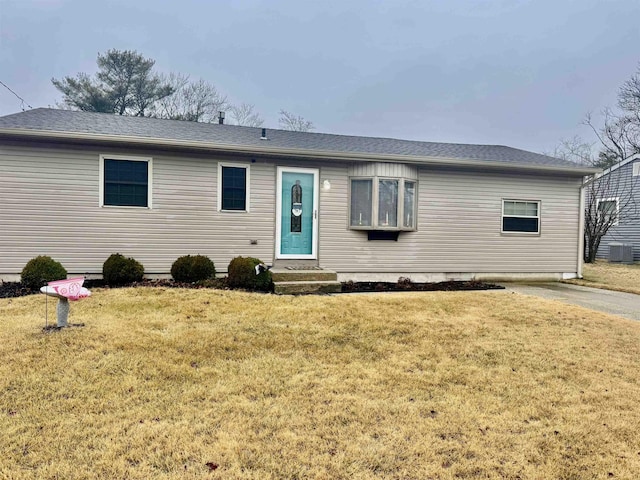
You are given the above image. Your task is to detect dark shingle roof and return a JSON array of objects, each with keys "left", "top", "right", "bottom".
[{"left": 0, "top": 108, "right": 590, "bottom": 172}]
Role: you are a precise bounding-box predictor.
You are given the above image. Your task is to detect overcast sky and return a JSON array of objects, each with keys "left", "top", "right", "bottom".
[{"left": 1, "top": 0, "right": 639, "bottom": 154}]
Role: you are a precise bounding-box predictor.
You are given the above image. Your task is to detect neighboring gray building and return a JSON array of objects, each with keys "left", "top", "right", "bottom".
[
  {"left": 0, "top": 108, "right": 597, "bottom": 282},
  {"left": 589, "top": 155, "right": 640, "bottom": 262}
]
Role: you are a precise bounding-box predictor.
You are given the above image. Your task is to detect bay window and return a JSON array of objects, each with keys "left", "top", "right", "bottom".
[{"left": 350, "top": 176, "right": 417, "bottom": 230}]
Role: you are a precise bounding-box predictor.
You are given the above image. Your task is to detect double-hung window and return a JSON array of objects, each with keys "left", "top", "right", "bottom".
[
  {"left": 100, "top": 155, "right": 152, "bottom": 208},
  {"left": 350, "top": 177, "right": 417, "bottom": 230},
  {"left": 502, "top": 200, "right": 540, "bottom": 234},
  {"left": 218, "top": 163, "right": 250, "bottom": 212}
]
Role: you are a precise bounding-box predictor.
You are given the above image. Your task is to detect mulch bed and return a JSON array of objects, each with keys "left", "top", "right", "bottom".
[
  {"left": 83, "top": 278, "right": 229, "bottom": 290},
  {"left": 0, "top": 278, "right": 231, "bottom": 299},
  {"left": 1, "top": 278, "right": 503, "bottom": 299},
  {"left": 0, "top": 282, "right": 33, "bottom": 299},
  {"left": 342, "top": 279, "right": 504, "bottom": 293}
]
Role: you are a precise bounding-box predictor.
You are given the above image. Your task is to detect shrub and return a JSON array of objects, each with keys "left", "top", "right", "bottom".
[
  {"left": 227, "top": 256, "right": 273, "bottom": 292},
  {"left": 21, "top": 255, "right": 68, "bottom": 290},
  {"left": 102, "top": 253, "right": 144, "bottom": 285},
  {"left": 396, "top": 276, "right": 413, "bottom": 290},
  {"left": 171, "top": 255, "right": 216, "bottom": 283}
]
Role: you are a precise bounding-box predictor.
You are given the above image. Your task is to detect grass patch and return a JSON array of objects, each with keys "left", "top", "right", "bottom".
[
  {"left": 1, "top": 288, "right": 640, "bottom": 478},
  {"left": 567, "top": 260, "right": 640, "bottom": 295}
]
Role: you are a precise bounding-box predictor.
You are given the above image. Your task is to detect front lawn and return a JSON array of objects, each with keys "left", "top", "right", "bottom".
[
  {"left": 568, "top": 260, "right": 640, "bottom": 294},
  {"left": 1, "top": 288, "right": 640, "bottom": 479}
]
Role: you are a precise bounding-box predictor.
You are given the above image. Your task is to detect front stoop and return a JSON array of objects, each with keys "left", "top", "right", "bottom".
[{"left": 271, "top": 268, "right": 341, "bottom": 295}]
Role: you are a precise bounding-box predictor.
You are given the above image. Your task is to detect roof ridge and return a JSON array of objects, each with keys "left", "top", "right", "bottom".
[{"left": 14, "top": 108, "right": 537, "bottom": 151}]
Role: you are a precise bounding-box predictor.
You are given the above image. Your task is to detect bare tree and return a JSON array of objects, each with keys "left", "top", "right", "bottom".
[
  {"left": 618, "top": 67, "right": 640, "bottom": 125},
  {"left": 278, "top": 109, "right": 314, "bottom": 132},
  {"left": 549, "top": 135, "right": 596, "bottom": 166},
  {"left": 552, "top": 135, "right": 640, "bottom": 263},
  {"left": 582, "top": 64, "right": 640, "bottom": 167},
  {"left": 553, "top": 63, "right": 640, "bottom": 262},
  {"left": 229, "top": 103, "right": 264, "bottom": 127},
  {"left": 153, "top": 74, "right": 229, "bottom": 123},
  {"left": 583, "top": 167, "right": 640, "bottom": 262},
  {"left": 584, "top": 110, "right": 634, "bottom": 167}
]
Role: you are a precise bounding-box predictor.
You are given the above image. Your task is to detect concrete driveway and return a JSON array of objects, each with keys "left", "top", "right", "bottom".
[{"left": 500, "top": 282, "right": 640, "bottom": 321}]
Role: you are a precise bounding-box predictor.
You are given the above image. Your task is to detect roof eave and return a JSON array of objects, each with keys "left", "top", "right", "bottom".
[
  {"left": 0, "top": 128, "right": 599, "bottom": 176},
  {"left": 592, "top": 153, "right": 640, "bottom": 179}
]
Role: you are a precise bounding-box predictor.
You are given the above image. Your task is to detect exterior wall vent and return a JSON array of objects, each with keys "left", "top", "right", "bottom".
[{"left": 608, "top": 243, "right": 634, "bottom": 264}]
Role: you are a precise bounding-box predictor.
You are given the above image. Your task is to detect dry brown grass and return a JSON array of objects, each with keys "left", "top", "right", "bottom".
[
  {"left": 1, "top": 288, "right": 640, "bottom": 479},
  {"left": 567, "top": 260, "right": 640, "bottom": 295}
]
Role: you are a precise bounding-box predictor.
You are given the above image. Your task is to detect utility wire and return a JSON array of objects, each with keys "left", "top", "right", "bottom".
[{"left": 0, "top": 80, "right": 33, "bottom": 111}]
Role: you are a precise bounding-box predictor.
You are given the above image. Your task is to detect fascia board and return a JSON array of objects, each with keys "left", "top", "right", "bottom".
[{"left": 593, "top": 153, "right": 640, "bottom": 179}]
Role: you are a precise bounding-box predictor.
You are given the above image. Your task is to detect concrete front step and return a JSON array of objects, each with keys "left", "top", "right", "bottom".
[
  {"left": 274, "top": 280, "right": 342, "bottom": 295},
  {"left": 270, "top": 268, "right": 338, "bottom": 282}
]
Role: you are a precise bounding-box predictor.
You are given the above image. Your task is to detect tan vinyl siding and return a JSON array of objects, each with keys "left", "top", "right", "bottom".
[
  {"left": 349, "top": 162, "right": 418, "bottom": 179},
  {"left": 0, "top": 142, "right": 582, "bottom": 278},
  {"left": 0, "top": 144, "right": 275, "bottom": 275},
  {"left": 320, "top": 164, "right": 581, "bottom": 274}
]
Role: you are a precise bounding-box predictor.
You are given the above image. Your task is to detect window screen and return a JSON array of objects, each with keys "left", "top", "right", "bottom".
[
  {"left": 104, "top": 159, "right": 148, "bottom": 207},
  {"left": 221, "top": 166, "right": 247, "bottom": 211}
]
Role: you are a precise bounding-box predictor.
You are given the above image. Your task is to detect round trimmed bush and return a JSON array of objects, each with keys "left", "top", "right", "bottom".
[
  {"left": 102, "top": 253, "right": 144, "bottom": 285},
  {"left": 171, "top": 255, "right": 216, "bottom": 283},
  {"left": 21, "top": 255, "right": 68, "bottom": 290},
  {"left": 227, "top": 256, "right": 272, "bottom": 292}
]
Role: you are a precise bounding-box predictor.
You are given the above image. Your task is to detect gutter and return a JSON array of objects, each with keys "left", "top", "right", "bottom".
[
  {"left": 577, "top": 178, "right": 586, "bottom": 278},
  {"left": 0, "top": 128, "right": 600, "bottom": 176}
]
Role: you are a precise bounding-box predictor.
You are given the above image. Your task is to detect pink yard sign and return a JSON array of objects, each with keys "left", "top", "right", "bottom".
[{"left": 47, "top": 277, "right": 90, "bottom": 301}]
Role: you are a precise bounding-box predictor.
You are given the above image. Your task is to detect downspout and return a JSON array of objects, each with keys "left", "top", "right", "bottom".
[{"left": 577, "top": 177, "right": 586, "bottom": 278}]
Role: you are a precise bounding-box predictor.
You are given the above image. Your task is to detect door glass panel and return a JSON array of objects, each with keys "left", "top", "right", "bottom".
[{"left": 290, "top": 180, "right": 303, "bottom": 232}]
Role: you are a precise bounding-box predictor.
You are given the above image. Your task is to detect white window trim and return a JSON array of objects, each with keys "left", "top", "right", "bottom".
[
  {"left": 597, "top": 197, "right": 619, "bottom": 226},
  {"left": 99, "top": 154, "right": 153, "bottom": 209},
  {"left": 501, "top": 199, "right": 541, "bottom": 235},
  {"left": 348, "top": 176, "right": 417, "bottom": 231},
  {"left": 217, "top": 162, "right": 250, "bottom": 212},
  {"left": 632, "top": 162, "right": 640, "bottom": 176},
  {"left": 275, "top": 166, "right": 319, "bottom": 259}
]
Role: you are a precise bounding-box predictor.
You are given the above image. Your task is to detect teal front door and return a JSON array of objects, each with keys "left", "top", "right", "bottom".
[{"left": 277, "top": 168, "right": 318, "bottom": 258}]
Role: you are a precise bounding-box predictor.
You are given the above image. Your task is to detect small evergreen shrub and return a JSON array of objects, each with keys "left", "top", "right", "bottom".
[
  {"left": 102, "top": 253, "right": 144, "bottom": 285},
  {"left": 21, "top": 255, "right": 68, "bottom": 290},
  {"left": 227, "top": 256, "right": 273, "bottom": 292},
  {"left": 171, "top": 255, "right": 216, "bottom": 283}
]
